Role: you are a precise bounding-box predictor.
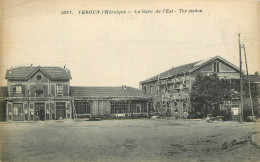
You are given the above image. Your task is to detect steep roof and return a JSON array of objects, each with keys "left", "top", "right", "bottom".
[
  {"left": 5, "top": 66, "right": 72, "bottom": 81},
  {"left": 70, "top": 86, "right": 147, "bottom": 99},
  {"left": 140, "top": 56, "right": 240, "bottom": 83},
  {"left": 0, "top": 86, "right": 8, "bottom": 98}
]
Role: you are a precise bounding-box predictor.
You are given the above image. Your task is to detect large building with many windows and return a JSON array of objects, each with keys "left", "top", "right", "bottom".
[
  {"left": 139, "top": 56, "right": 242, "bottom": 118},
  {"left": 1, "top": 66, "right": 149, "bottom": 121}
]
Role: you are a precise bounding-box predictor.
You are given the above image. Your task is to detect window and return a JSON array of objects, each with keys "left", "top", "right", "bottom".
[
  {"left": 111, "top": 102, "right": 128, "bottom": 113},
  {"left": 174, "top": 83, "right": 180, "bottom": 89},
  {"left": 150, "top": 86, "right": 153, "bottom": 94},
  {"left": 36, "top": 74, "right": 42, "bottom": 81},
  {"left": 164, "top": 85, "right": 168, "bottom": 92},
  {"left": 214, "top": 61, "right": 220, "bottom": 72},
  {"left": 56, "top": 84, "right": 63, "bottom": 95},
  {"left": 13, "top": 85, "right": 22, "bottom": 94},
  {"left": 136, "top": 105, "right": 141, "bottom": 113},
  {"left": 183, "top": 81, "right": 187, "bottom": 88},
  {"left": 143, "top": 87, "right": 147, "bottom": 95},
  {"left": 35, "top": 84, "right": 44, "bottom": 97},
  {"left": 36, "top": 89, "right": 44, "bottom": 97},
  {"left": 111, "top": 102, "right": 147, "bottom": 114},
  {"left": 75, "top": 101, "right": 91, "bottom": 114}
]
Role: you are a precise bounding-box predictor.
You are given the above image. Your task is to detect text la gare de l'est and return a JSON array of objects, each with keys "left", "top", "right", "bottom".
[{"left": 74, "top": 9, "right": 202, "bottom": 15}]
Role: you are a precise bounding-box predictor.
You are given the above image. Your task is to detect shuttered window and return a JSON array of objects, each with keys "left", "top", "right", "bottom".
[{"left": 13, "top": 85, "right": 24, "bottom": 94}]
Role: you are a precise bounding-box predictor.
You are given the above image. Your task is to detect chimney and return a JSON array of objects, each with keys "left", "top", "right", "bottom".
[{"left": 122, "top": 85, "right": 127, "bottom": 90}]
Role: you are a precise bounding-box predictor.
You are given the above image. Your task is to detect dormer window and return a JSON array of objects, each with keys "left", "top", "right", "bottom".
[
  {"left": 56, "top": 84, "right": 63, "bottom": 95},
  {"left": 213, "top": 61, "right": 220, "bottom": 72}
]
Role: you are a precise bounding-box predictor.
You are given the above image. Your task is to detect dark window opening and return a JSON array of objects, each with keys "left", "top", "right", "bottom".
[
  {"left": 214, "top": 61, "right": 220, "bottom": 72},
  {"left": 150, "top": 86, "right": 153, "bottom": 94},
  {"left": 75, "top": 101, "right": 91, "bottom": 114},
  {"left": 143, "top": 87, "right": 146, "bottom": 95},
  {"left": 36, "top": 89, "right": 44, "bottom": 97},
  {"left": 36, "top": 74, "right": 42, "bottom": 81}
]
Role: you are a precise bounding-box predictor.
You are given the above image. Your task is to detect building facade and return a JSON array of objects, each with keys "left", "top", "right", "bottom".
[
  {"left": 5, "top": 66, "right": 72, "bottom": 121},
  {"left": 70, "top": 86, "right": 150, "bottom": 118},
  {"left": 139, "top": 56, "right": 241, "bottom": 118},
  {"left": 2, "top": 66, "right": 149, "bottom": 121}
]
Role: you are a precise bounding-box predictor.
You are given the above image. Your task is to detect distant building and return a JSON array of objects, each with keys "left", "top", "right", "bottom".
[
  {"left": 247, "top": 74, "right": 260, "bottom": 95},
  {"left": 139, "top": 56, "right": 242, "bottom": 118},
  {"left": 1, "top": 66, "right": 149, "bottom": 121}
]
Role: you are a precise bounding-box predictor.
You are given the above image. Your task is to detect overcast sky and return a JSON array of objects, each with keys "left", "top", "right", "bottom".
[{"left": 1, "top": 0, "right": 259, "bottom": 88}]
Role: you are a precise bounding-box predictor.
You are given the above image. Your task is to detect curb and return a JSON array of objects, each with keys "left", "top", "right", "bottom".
[{"left": 251, "top": 133, "right": 260, "bottom": 149}]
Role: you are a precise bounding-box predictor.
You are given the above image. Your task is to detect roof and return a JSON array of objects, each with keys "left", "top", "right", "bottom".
[
  {"left": 141, "top": 61, "right": 201, "bottom": 83},
  {"left": 246, "top": 75, "right": 260, "bottom": 83},
  {"left": 5, "top": 66, "right": 72, "bottom": 81},
  {"left": 140, "top": 56, "right": 240, "bottom": 83},
  {"left": 0, "top": 86, "right": 8, "bottom": 98},
  {"left": 70, "top": 86, "right": 147, "bottom": 99}
]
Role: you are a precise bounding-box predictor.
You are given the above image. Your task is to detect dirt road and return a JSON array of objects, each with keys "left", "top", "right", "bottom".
[{"left": 0, "top": 119, "right": 259, "bottom": 162}]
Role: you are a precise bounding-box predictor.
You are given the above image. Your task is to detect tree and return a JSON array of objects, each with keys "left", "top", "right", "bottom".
[
  {"left": 190, "top": 73, "right": 235, "bottom": 116},
  {"left": 241, "top": 79, "right": 259, "bottom": 119},
  {"left": 190, "top": 73, "right": 260, "bottom": 118}
]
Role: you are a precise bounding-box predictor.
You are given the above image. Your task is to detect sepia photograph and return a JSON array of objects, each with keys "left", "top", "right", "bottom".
[{"left": 0, "top": 0, "right": 260, "bottom": 161}]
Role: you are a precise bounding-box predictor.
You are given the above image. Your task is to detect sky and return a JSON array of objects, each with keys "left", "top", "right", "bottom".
[{"left": 0, "top": 0, "right": 259, "bottom": 88}]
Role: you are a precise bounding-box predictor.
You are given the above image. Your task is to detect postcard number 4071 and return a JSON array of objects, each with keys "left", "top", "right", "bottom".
[{"left": 61, "top": 11, "right": 73, "bottom": 14}]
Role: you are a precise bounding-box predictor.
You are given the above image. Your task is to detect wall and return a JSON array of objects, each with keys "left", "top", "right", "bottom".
[
  {"left": 91, "top": 100, "right": 111, "bottom": 117},
  {"left": 8, "top": 79, "right": 70, "bottom": 97}
]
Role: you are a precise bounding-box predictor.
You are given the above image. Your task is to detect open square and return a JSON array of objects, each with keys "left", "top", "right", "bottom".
[{"left": 0, "top": 119, "right": 259, "bottom": 162}]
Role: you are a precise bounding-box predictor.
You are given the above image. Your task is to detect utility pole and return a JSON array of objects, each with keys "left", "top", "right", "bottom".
[
  {"left": 242, "top": 44, "right": 255, "bottom": 121},
  {"left": 239, "top": 33, "right": 243, "bottom": 123}
]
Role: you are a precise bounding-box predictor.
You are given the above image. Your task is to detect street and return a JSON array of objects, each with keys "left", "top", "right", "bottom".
[{"left": 0, "top": 119, "right": 259, "bottom": 162}]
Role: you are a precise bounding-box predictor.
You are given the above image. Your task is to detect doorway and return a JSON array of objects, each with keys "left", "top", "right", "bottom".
[
  {"left": 35, "top": 103, "right": 45, "bottom": 120},
  {"left": 13, "top": 103, "right": 23, "bottom": 121},
  {"left": 56, "top": 102, "right": 66, "bottom": 120}
]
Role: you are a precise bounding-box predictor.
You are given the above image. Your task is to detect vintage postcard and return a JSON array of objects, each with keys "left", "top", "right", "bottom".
[{"left": 0, "top": 0, "right": 260, "bottom": 161}]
